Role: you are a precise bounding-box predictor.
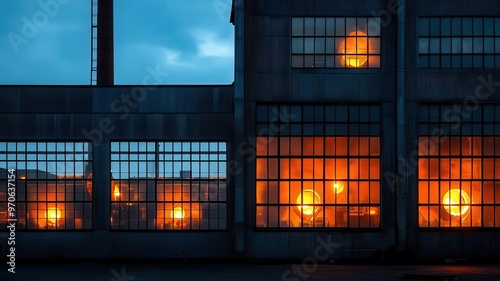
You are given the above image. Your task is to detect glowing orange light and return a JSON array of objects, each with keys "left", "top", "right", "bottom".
[
  {"left": 294, "top": 189, "right": 321, "bottom": 221},
  {"left": 20, "top": 175, "right": 26, "bottom": 180},
  {"left": 45, "top": 207, "right": 62, "bottom": 225},
  {"left": 339, "top": 31, "right": 368, "bottom": 68},
  {"left": 333, "top": 182, "right": 344, "bottom": 194},
  {"left": 442, "top": 189, "right": 470, "bottom": 218},
  {"left": 113, "top": 185, "right": 121, "bottom": 199},
  {"left": 172, "top": 207, "right": 185, "bottom": 219}
]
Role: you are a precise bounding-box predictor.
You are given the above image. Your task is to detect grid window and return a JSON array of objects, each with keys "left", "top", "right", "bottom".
[
  {"left": 418, "top": 104, "right": 500, "bottom": 228},
  {"left": 292, "top": 17, "right": 381, "bottom": 68},
  {"left": 0, "top": 142, "right": 92, "bottom": 230},
  {"left": 418, "top": 17, "right": 500, "bottom": 68},
  {"left": 111, "top": 141, "right": 227, "bottom": 230},
  {"left": 256, "top": 105, "right": 381, "bottom": 228}
]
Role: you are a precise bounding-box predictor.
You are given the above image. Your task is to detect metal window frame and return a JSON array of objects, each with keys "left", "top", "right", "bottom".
[
  {"left": 417, "top": 104, "right": 500, "bottom": 228},
  {"left": 255, "top": 104, "right": 382, "bottom": 229},
  {"left": 110, "top": 140, "right": 228, "bottom": 231},
  {"left": 291, "top": 17, "right": 382, "bottom": 69},
  {"left": 0, "top": 141, "right": 93, "bottom": 231},
  {"left": 417, "top": 17, "right": 500, "bottom": 69}
]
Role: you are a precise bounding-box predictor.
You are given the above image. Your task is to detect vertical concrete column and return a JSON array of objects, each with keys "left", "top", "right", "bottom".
[
  {"left": 396, "top": 0, "right": 407, "bottom": 251},
  {"left": 233, "top": 0, "right": 245, "bottom": 254},
  {"left": 92, "top": 133, "right": 111, "bottom": 231}
]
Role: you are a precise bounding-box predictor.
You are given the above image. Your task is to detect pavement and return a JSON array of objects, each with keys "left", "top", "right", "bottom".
[{"left": 2, "top": 263, "right": 500, "bottom": 281}]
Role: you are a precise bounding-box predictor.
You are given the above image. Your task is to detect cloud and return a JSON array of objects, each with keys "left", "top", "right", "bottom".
[
  {"left": 163, "top": 48, "right": 181, "bottom": 64},
  {"left": 192, "top": 30, "right": 233, "bottom": 58},
  {"left": 0, "top": 1, "right": 234, "bottom": 85}
]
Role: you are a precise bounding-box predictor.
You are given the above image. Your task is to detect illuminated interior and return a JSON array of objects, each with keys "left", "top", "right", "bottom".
[
  {"left": 113, "top": 185, "right": 121, "bottom": 199},
  {"left": 0, "top": 142, "right": 93, "bottom": 230},
  {"left": 172, "top": 206, "right": 185, "bottom": 219},
  {"left": 418, "top": 136, "right": 500, "bottom": 227},
  {"left": 294, "top": 189, "right": 322, "bottom": 222},
  {"left": 46, "top": 207, "right": 62, "bottom": 226},
  {"left": 110, "top": 141, "right": 227, "bottom": 230},
  {"left": 340, "top": 31, "right": 368, "bottom": 68},
  {"left": 333, "top": 182, "right": 344, "bottom": 194},
  {"left": 256, "top": 136, "right": 381, "bottom": 228},
  {"left": 442, "top": 189, "right": 470, "bottom": 218},
  {"left": 291, "top": 17, "right": 381, "bottom": 68}
]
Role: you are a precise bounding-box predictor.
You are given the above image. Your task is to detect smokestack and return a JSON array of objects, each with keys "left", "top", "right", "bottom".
[{"left": 97, "top": 0, "right": 114, "bottom": 86}]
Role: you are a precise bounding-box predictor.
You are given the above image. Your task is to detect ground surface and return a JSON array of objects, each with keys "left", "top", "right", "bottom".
[{"left": 2, "top": 263, "right": 500, "bottom": 280}]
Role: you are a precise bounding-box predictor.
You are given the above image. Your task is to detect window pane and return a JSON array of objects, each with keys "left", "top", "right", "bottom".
[
  {"left": 315, "top": 38, "right": 325, "bottom": 53},
  {"left": 462, "top": 18, "right": 473, "bottom": 36},
  {"left": 451, "top": 18, "right": 461, "bottom": 36},
  {"left": 430, "top": 18, "right": 440, "bottom": 36},
  {"left": 451, "top": 38, "right": 462, "bottom": 54},
  {"left": 430, "top": 38, "right": 440, "bottom": 54},
  {"left": 484, "top": 38, "right": 494, "bottom": 53},
  {"left": 369, "top": 38, "right": 380, "bottom": 54},
  {"left": 315, "top": 18, "right": 325, "bottom": 36},
  {"left": 304, "top": 18, "right": 315, "bottom": 36},
  {"left": 336, "top": 18, "right": 345, "bottom": 36},
  {"left": 326, "top": 18, "right": 335, "bottom": 36},
  {"left": 346, "top": 17, "right": 356, "bottom": 33},
  {"left": 292, "top": 18, "right": 304, "bottom": 36},
  {"left": 441, "top": 38, "right": 451, "bottom": 54},
  {"left": 326, "top": 38, "right": 335, "bottom": 54},
  {"left": 473, "top": 18, "right": 483, "bottom": 36},
  {"left": 292, "top": 55, "right": 304, "bottom": 68},
  {"left": 304, "top": 38, "right": 314, "bottom": 54},
  {"left": 473, "top": 38, "right": 483, "bottom": 53},
  {"left": 419, "top": 18, "right": 430, "bottom": 36},
  {"left": 462, "top": 38, "right": 473, "bottom": 53},
  {"left": 292, "top": 38, "right": 303, "bottom": 54},
  {"left": 441, "top": 18, "right": 451, "bottom": 36},
  {"left": 484, "top": 18, "right": 494, "bottom": 36},
  {"left": 419, "top": 38, "right": 429, "bottom": 54}
]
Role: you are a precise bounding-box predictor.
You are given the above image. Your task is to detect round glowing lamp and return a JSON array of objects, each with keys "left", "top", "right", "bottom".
[
  {"left": 339, "top": 31, "right": 368, "bottom": 68},
  {"left": 294, "top": 189, "right": 322, "bottom": 222},
  {"left": 172, "top": 207, "right": 185, "bottom": 219},
  {"left": 442, "top": 189, "right": 470, "bottom": 219},
  {"left": 46, "top": 207, "right": 62, "bottom": 225},
  {"left": 333, "top": 182, "right": 344, "bottom": 194}
]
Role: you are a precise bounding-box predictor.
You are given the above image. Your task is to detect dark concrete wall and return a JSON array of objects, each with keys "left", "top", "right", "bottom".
[
  {"left": 242, "top": 0, "right": 397, "bottom": 260},
  {"left": 0, "top": 85, "right": 235, "bottom": 259},
  {"left": 405, "top": 0, "right": 500, "bottom": 259}
]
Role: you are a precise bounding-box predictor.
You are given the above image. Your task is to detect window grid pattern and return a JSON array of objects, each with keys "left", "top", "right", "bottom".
[
  {"left": 0, "top": 142, "right": 92, "bottom": 230},
  {"left": 418, "top": 17, "right": 500, "bottom": 68},
  {"left": 292, "top": 17, "right": 381, "bottom": 68},
  {"left": 111, "top": 141, "right": 227, "bottom": 230},
  {"left": 256, "top": 104, "right": 381, "bottom": 229},
  {"left": 418, "top": 104, "right": 500, "bottom": 228}
]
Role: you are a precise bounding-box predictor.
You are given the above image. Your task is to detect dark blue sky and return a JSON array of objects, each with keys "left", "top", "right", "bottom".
[{"left": 0, "top": 0, "right": 234, "bottom": 85}]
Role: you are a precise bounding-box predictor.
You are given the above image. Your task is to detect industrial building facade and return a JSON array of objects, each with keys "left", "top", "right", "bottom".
[{"left": 1, "top": 0, "right": 500, "bottom": 261}]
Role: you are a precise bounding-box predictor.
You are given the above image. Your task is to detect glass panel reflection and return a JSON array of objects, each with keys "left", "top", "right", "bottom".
[
  {"left": 110, "top": 141, "right": 227, "bottom": 230},
  {"left": 255, "top": 104, "right": 381, "bottom": 228},
  {"left": 0, "top": 141, "right": 92, "bottom": 230}
]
